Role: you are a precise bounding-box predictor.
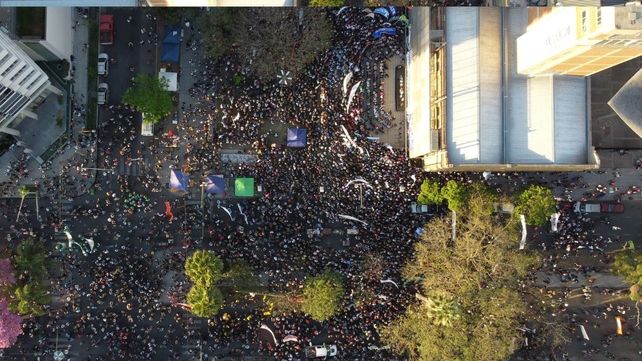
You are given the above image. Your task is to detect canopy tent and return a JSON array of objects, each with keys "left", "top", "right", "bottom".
[
  {"left": 234, "top": 178, "right": 254, "bottom": 197},
  {"left": 170, "top": 169, "right": 189, "bottom": 193},
  {"left": 286, "top": 128, "right": 307, "bottom": 148},
  {"left": 205, "top": 175, "right": 225, "bottom": 194},
  {"left": 158, "top": 69, "right": 178, "bottom": 92},
  {"left": 161, "top": 26, "right": 181, "bottom": 63}
]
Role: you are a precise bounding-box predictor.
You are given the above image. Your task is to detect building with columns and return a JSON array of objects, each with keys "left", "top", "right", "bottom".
[{"left": 0, "top": 28, "right": 61, "bottom": 140}]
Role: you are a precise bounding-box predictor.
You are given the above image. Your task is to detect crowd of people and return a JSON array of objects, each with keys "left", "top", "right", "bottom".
[{"left": 2, "top": 6, "right": 640, "bottom": 361}]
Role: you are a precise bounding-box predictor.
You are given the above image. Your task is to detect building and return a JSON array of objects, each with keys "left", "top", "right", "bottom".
[
  {"left": 12, "top": 7, "right": 72, "bottom": 62},
  {"left": 0, "top": 28, "right": 61, "bottom": 138},
  {"left": 0, "top": 0, "right": 137, "bottom": 5},
  {"left": 608, "top": 68, "right": 642, "bottom": 138},
  {"left": 144, "top": 0, "right": 294, "bottom": 5},
  {"left": 406, "top": 7, "right": 599, "bottom": 172},
  {"left": 517, "top": 3, "right": 642, "bottom": 76}
]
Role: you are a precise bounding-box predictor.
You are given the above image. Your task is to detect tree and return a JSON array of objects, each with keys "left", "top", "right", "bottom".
[
  {"left": 441, "top": 180, "right": 469, "bottom": 212},
  {"left": 417, "top": 179, "right": 443, "bottom": 206},
  {"left": 185, "top": 250, "right": 224, "bottom": 287},
  {"left": 13, "top": 238, "right": 47, "bottom": 282},
  {"left": 309, "top": 0, "right": 345, "bottom": 5},
  {"left": 417, "top": 291, "right": 461, "bottom": 328},
  {"left": 384, "top": 204, "right": 540, "bottom": 360},
  {"left": 301, "top": 270, "right": 344, "bottom": 321},
  {"left": 224, "top": 260, "right": 259, "bottom": 292},
  {"left": 122, "top": 73, "right": 172, "bottom": 124},
  {"left": 0, "top": 259, "right": 16, "bottom": 288},
  {"left": 11, "top": 282, "right": 50, "bottom": 317},
  {"left": 0, "top": 299, "right": 22, "bottom": 349},
  {"left": 187, "top": 283, "right": 223, "bottom": 318},
  {"left": 200, "top": 8, "right": 332, "bottom": 82},
  {"left": 514, "top": 185, "right": 556, "bottom": 226},
  {"left": 612, "top": 250, "right": 642, "bottom": 301}
]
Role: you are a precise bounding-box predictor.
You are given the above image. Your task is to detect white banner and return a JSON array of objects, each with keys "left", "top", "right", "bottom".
[
  {"left": 519, "top": 214, "right": 527, "bottom": 250},
  {"left": 342, "top": 71, "right": 353, "bottom": 96},
  {"left": 346, "top": 81, "right": 361, "bottom": 113},
  {"left": 337, "top": 214, "right": 368, "bottom": 225}
]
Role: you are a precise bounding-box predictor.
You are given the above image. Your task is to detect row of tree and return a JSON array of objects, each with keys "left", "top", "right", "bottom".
[
  {"left": 183, "top": 250, "right": 344, "bottom": 321},
  {"left": 0, "top": 238, "right": 52, "bottom": 348},
  {"left": 418, "top": 179, "right": 557, "bottom": 226},
  {"left": 384, "top": 182, "right": 543, "bottom": 360}
]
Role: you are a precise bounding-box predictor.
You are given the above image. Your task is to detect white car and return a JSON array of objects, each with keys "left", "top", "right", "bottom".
[
  {"left": 97, "top": 53, "right": 109, "bottom": 76},
  {"left": 305, "top": 344, "right": 337, "bottom": 359},
  {"left": 97, "top": 83, "right": 109, "bottom": 105}
]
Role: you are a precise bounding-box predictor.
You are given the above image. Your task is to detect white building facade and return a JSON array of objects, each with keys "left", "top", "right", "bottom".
[{"left": 0, "top": 28, "right": 61, "bottom": 137}]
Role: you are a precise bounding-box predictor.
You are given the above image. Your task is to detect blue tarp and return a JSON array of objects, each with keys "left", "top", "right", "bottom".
[
  {"left": 287, "top": 128, "right": 307, "bottom": 148},
  {"left": 161, "top": 26, "right": 181, "bottom": 63},
  {"left": 205, "top": 175, "right": 225, "bottom": 194},
  {"left": 372, "top": 27, "right": 397, "bottom": 40},
  {"left": 170, "top": 169, "right": 189, "bottom": 193}
]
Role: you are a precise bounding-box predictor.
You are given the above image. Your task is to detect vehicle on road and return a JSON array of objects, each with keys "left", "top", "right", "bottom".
[
  {"left": 141, "top": 113, "right": 153, "bottom": 136},
  {"left": 97, "top": 53, "right": 109, "bottom": 76},
  {"left": 574, "top": 201, "right": 624, "bottom": 213},
  {"left": 100, "top": 14, "right": 114, "bottom": 45},
  {"left": 305, "top": 344, "right": 337, "bottom": 359},
  {"left": 97, "top": 83, "right": 109, "bottom": 105}
]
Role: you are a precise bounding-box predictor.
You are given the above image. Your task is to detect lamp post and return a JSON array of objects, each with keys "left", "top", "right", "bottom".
[{"left": 16, "top": 185, "right": 39, "bottom": 223}]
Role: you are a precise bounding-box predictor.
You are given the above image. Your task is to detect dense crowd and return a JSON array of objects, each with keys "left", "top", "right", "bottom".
[{"left": 2, "top": 6, "right": 639, "bottom": 361}]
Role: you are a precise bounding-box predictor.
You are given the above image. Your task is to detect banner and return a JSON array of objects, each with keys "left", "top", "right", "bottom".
[
  {"left": 519, "top": 214, "right": 527, "bottom": 250},
  {"left": 346, "top": 81, "right": 361, "bottom": 113},
  {"left": 342, "top": 71, "right": 353, "bottom": 96}
]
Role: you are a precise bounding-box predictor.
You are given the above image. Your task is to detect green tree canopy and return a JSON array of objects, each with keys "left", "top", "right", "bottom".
[
  {"left": 200, "top": 8, "right": 332, "bottom": 82},
  {"left": 224, "top": 260, "right": 259, "bottom": 292},
  {"left": 122, "top": 73, "right": 172, "bottom": 124},
  {"left": 301, "top": 270, "right": 344, "bottom": 321},
  {"left": 612, "top": 249, "right": 642, "bottom": 301},
  {"left": 309, "top": 0, "right": 345, "bottom": 5},
  {"left": 514, "top": 185, "right": 557, "bottom": 226},
  {"left": 185, "top": 250, "right": 224, "bottom": 287},
  {"left": 417, "top": 179, "right": 443, "bottom": 206},
  {"left": 10, "top": 282, "right": 50, "bottom": 317},
  {"left": 441, "top": 180, "right": 469, "bottom": 212},
  {"left": 384, "top": 206, "right": 540, "bottom": 360},
  {"left": 13, "top": 238, "right": 48, "bottom": 282},
  {"left": 187, "top": 283, "right": 223, "bottom": 318}
]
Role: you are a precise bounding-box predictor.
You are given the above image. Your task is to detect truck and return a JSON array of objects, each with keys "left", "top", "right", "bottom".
[
  {"left": 574, "top": 201, "right": 624, "bottom": 214},
  {"left": 305, "top": 344, "right": 337, "bottom": 359},
  {"left": 99, "top": 14, "right": 114, "bottom": 45}
]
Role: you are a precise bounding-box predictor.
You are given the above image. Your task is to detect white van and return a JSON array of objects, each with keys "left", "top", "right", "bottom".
[
  {"left": 98, "top": 53, "right": 109, "bottom": 76},
  {"left": 141, "top": 113, "right": 153, "bottom": 136},
  {"left": 97, "top": 83, "right": 109, "bottom": 105}
]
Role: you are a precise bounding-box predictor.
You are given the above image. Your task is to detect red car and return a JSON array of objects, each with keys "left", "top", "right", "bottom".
[{"left": 100, "top": 14, "right": 114, "bottom": 45}]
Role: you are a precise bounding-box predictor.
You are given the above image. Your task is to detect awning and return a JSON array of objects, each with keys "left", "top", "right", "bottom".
[
  {"left": 287, "top": 128, "right": 307, "bottom": 148},
  {"left": 205, "top": 175, "right": 225, "bottom": 194},
  {"left": 161, "top": 26, "right": 181, "bottom": 63},
  {"left": 170, "top": 169, "right": 189, "bottom": 193},
  {"left": 234, "top": 178, "right": 254, "bottom": 197},
  {"left": 159, "top": 69, "right": 178, "bottom": 92}
]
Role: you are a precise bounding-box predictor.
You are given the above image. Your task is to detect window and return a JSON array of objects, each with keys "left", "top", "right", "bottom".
[
  {"left": 581, "top": 10, "right": 588, "bottom": 33},
  {"left": 597, "top": 8, "right": 602, "bottom": 25}
]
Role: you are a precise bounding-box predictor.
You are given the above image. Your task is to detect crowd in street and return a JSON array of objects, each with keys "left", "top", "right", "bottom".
[{"left": 2, "top": 7, "right": 641, "bottom": 361}]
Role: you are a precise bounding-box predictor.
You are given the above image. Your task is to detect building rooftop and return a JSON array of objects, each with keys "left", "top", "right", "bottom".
[
  {"left": 444, "top": 7, "right": 589, "bottom": 166},
  {"left": 608, "top": 68, "right": 642, "bottom": 138}
]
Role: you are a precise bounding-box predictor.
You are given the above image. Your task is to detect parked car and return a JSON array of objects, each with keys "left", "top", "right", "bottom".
[
  {"left": 98, "top": 53, "right": 109, "bottom": 76},
  {"left": 305, "top": 344, "right": 337, "bottom": 359},
  {"left": 97, "top": 83, "right": 109, "bottom": 105},
  {"left": 99, "top": 14, "right": 113, "bottom": 45}
]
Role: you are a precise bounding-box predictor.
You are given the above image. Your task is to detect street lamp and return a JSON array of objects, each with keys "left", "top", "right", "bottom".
[{"left": 16, "top": 185, "right": 39, "bottom": 223}]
